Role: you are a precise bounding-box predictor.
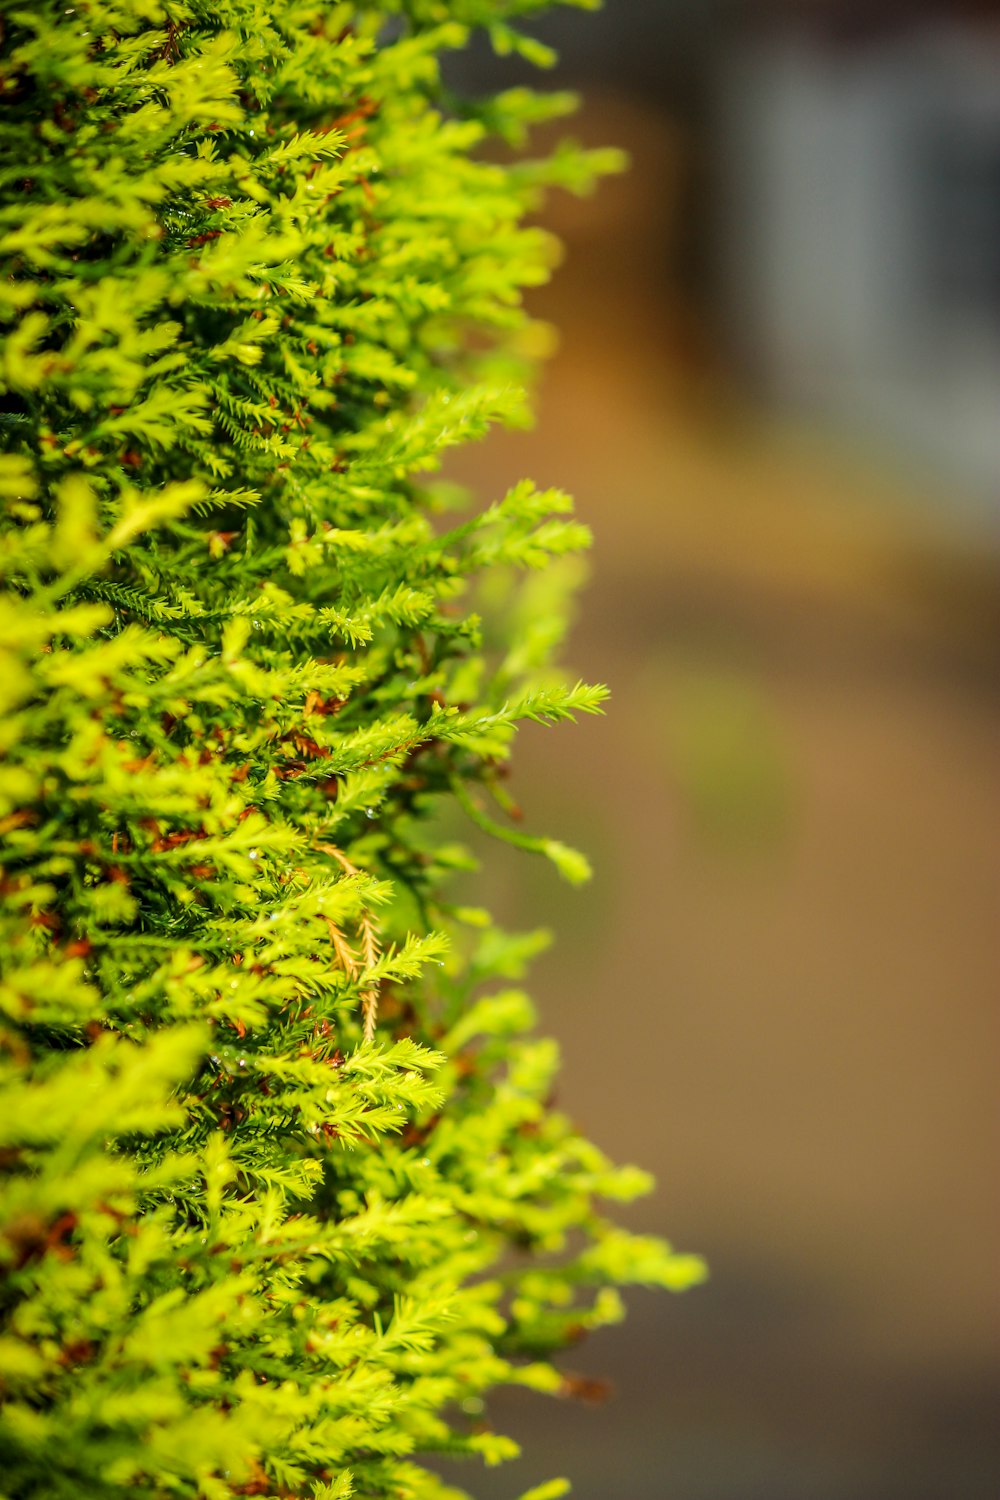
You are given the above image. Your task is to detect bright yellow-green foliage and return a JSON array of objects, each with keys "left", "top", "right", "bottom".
[{"left": 0, "top": 4, "right": 705, "bottom": 1498}]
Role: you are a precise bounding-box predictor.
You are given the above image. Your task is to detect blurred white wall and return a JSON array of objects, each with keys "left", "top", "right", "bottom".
[{"left": 716, "top": 12, "right": 1000, "bottom": 519}]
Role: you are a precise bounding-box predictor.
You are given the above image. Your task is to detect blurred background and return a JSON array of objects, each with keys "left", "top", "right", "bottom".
[{"left": 442, "top": 3, "right": 1000, "bottom": 1498}]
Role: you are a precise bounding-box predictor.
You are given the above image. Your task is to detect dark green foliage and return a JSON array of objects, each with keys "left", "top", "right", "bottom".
[{"left": 0, "top": 3, "right": 705, "bottom": 1497}]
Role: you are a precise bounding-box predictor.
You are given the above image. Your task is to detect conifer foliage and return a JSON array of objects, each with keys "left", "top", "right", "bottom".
[{"left": 0, "top": 3, "right": 705, "bottom": 1497}]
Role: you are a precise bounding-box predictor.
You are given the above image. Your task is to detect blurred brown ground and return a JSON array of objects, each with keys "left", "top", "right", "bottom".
[{"left": 442, "top": 94, "right": 1000, "bottom": 1500}]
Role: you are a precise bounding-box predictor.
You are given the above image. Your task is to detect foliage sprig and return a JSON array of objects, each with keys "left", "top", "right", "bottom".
[{"left": 0, "top": 3, "right": 705, "bottom": 1497}]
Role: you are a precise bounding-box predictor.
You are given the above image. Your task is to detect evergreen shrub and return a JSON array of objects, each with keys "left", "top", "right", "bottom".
[{"left": 0, "top": 2, "right": 706, "bottom": 1496}]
